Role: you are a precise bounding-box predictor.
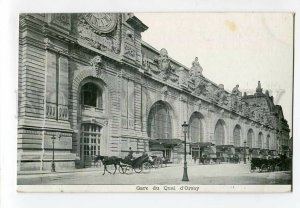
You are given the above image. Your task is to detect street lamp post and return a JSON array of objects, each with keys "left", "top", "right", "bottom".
[
  {"left": 51, "top": 133, "right": 60, "bottom": 172},
  {"left": 182, "top": 121, "right": 189, "bottom": 182},
  {"left": 244, "top": 141, "right": 247, "bottom": 164}
]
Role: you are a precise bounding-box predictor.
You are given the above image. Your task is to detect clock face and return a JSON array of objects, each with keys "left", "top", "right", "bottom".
[{"left": 84, "top": 13, "right": 117, "bottom": 33}]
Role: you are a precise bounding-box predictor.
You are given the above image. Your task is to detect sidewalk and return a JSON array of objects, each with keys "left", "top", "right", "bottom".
[
  {"left": 18, "top": 162, "right": 247, "bottom": 177},
  {"left": 17, "top": 163, "right": 181, "bottom": 177},
  {"left": 18, "top": 167, "right": 102, "bottom": 177}
]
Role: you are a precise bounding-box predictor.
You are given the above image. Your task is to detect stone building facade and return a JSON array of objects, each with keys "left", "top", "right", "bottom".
[{"left": 18, "top": 13, "right": 291, "bottom": 171}]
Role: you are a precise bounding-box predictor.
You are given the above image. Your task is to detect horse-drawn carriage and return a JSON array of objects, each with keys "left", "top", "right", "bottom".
[
  {"left": 119, "top": 154, "right": 152, "bottom": 174},
  {"left": 94, "top": 153, "right": 154, "bottom": 175},
  {"left": 250, "top": 155, "right": 292, "bottom": 172}
]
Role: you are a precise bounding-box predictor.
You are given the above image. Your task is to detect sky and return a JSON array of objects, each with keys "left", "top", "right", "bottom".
[{"left": 135, "top": 13, "right": 294, "bottom": 129}]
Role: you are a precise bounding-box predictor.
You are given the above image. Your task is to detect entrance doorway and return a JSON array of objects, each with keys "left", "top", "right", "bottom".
[
  {"left": 191, "top": 147, "right": 201, "bottom": 159},
  {"left": 163, "top": 148, "right": 172, "bottom": 160},
  {"left": 80, "top": 123, "right": 102, "bottom": 167}
]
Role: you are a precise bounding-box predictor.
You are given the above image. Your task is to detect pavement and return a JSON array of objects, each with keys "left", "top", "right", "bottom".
[{"left": 17, "top": 163, "right": 292, "bottom": 185}]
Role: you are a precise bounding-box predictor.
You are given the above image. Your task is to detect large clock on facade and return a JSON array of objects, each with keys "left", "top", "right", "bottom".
[{"left": 83, "top": 13, "right": 118, "bottom": 33}]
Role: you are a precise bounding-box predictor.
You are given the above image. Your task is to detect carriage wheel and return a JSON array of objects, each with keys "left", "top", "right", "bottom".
[
  {"left": 260, "top": 164, "right": 268, "bottom": 172},
  {"left": 125, "top": 166, "right": 133, "bottom": 175},
  {"left": 250, "top": 164, "right": 255, "bottom": 172},
  {"left": 154, "top": 160, "right": 160, "bottom": 169},
  {"left": 134, "top": 166, "right": 143, "bottom": 173},
  {"left": 142, "top": 162, "right": 151, "bottom": 174},
  {"left": 119, "top": 166, "right": 125, "bottom": 174},
  {"left": 274, "top": 164, "right": 281, "bottom": 172}
]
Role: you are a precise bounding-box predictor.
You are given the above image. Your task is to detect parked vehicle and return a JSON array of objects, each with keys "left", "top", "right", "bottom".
[
  {"left": 119, "top": 154, "right": 152, "bottom": 174},
  {"left": 250, "top": 155, "right": 292, "bottom": 172}
]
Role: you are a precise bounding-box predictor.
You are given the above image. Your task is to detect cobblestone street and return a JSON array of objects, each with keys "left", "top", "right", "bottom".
[{"left": 18, "top": 163, "right": 291, "bottom": 185}]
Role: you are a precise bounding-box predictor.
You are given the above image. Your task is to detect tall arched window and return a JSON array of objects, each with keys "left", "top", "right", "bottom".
[
  {"left": 189, "top": 113, "right": 204, "bottom": 143},
  {"left": 247, "top": 129, "right": 254, "bottom": 148},
  {"left": 81, "top": 82, "right": 102, "bottom": 108},
  {"left": 147, "top": 102, "right": 172, "bottom": 140},
  {"left": 214, "top": 120, "right": 226, "bottom": 145},
  {"left": 233, "top": 125, "right": 241, "bottom": 147},
  {"left": 258, "top": 132, "right": 263, "bottom": 148},
  {"left": 266, "top": 135, "right": 270, "bottom": 149}
]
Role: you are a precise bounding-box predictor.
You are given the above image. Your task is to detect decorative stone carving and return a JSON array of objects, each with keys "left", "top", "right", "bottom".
[
  {"left": 49, "top": 13, "right": 71, "bottom": 31},
  {"left": 256, "top": 81, "right": 263, "bottom": 94},
  {"left": 187, "top": 57, "right": 209, "bottom": 97},
  {"left": 90, "top": 55, "right": 103, "bottom": 77},
  {"left": 154, "top": 48, "right": 175, "bottom": 80},
  {"left": 83, "top": 13, "right": 118, "bottom": 34},
  {"left": 178, "top": 67, "right": 188, "bottom": 87},
  {"left": 191, "top": 78, "right": 208, "bottom": 97},
  {"left": 196, "top": 100, "right": 202, "bottom": 111},
  {"left": 242, "top": 101, "right": 251, "bottom": 117},
  {"left": 124, "top": 44, "right": 136, "bottom": 60},
  {"left": 189, "top": 57, "right": 203, "bottom": 77},
  {"left": 160, "top": 86, "right": 169, "bottom": 97},
  {"left": 213, "top": 84, "right": 229, "bottom": 106},
  {"left": 77, "top": 14, "right": 121, "bottom": 54},
  {"left": 232, "top": 84, "right": 241, "bottom": 96},
  {"left": 142, "top": 53, "right": 151, "bottom": 72},
  {"left": 231, "top": 84, "right": 242, "bottom": 112},
  {"left": 125, "top": 29, "right": 135, "bottom": 41}
]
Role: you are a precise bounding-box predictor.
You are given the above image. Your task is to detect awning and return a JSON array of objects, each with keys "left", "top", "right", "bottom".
[
  {"left": 216, "top": 145, "right": 234, "bottom": 149},
  {"left": 260, "top": 149, "right": 269, "bottom": 155},
  {"left": 149, "top": 139, "right": 183, "bottom": 147},
  {"left": 235, "top": 147, "right": 249, "bottom": 154},
  {"left": 190, "top": 142, "right": 214, "bottom": 148},
  {"left": 216, "top": 145, "right": 235, "bottom": 155},
  {"left": 269, "top": 150, "right": 277, "bottom": 156},
  {"left": 250, "top": 148, "right": 261, "bottom": 155}
]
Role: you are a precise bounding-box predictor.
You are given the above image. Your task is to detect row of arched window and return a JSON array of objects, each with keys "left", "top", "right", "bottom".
[
  {"left": 147, "top": 101, "right": 272, "bottom": 149},
  {"left": 79, "top": 82, "right": 272, "bottom": 149}
]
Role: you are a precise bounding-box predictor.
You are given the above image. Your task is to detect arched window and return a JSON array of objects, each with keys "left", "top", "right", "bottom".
[
  {"left": 233, "top": 125, "right": 241, "bottom": 147},
  {"left": 266, "top": 135, "right": 270, "bottom": 149},
  {"left": 247, "top": 129, "right": 254, "bottom": 148},
  {"left": 189, "top": 113, "right": 204, "bottom": 143},
  {"left": 258, "top": 132, "right": 263, "bottom": 148},
  {"left": 147, "top": 102, "right": 172, "bottom": 140},
  {"left": 214, "top": 120, "right": 226, "bottom": 145},
  {"left": 81, "top": 83, "right": 102, "bottom": 108}
]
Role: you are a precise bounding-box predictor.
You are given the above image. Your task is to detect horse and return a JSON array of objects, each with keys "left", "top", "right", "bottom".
[{"left": 94, "top": 155, "right": 121, "bottom": 175}]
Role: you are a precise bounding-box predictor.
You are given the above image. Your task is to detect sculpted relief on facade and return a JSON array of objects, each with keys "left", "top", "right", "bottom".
[
  {"left": 77, "top": 13, "right": 121, "bottom": 54},
  {"left": 212, "top": 84, "right": 229, "bottom": 106}
]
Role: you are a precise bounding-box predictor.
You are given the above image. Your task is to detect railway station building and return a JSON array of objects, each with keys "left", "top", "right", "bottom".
[{"left": 18, "top": 13, "right": 291, "bottom": 171}]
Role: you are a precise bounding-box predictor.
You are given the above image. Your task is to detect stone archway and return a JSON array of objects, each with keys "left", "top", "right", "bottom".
[
  {"left": 247, "top": 129, "right": 254, "bottom": 148},
  {"left": 233, "top": 125, "right": 242, "bottom": 147},
  {"left": 147, "top": 100, "right": 175, "bottom": 140},
  {"left": 214, "top": 119, "right": 227, "bottom": 145},
  {"left": 266, "top": 135, "right": 270, "bottom": 149},
  {"left": 71, "top": 68, "right": 113, "bottom": 129},
  {"left": 258, "top": 132, "right": 264, "bottom": 149},
  {"left": 188, "top": 112, "right": 205, "bottom": 143}
]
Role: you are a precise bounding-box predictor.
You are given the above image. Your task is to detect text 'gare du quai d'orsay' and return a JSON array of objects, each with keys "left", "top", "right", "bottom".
[{"left": 18, "top": 13, "right": 291, "bottom": 171}]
